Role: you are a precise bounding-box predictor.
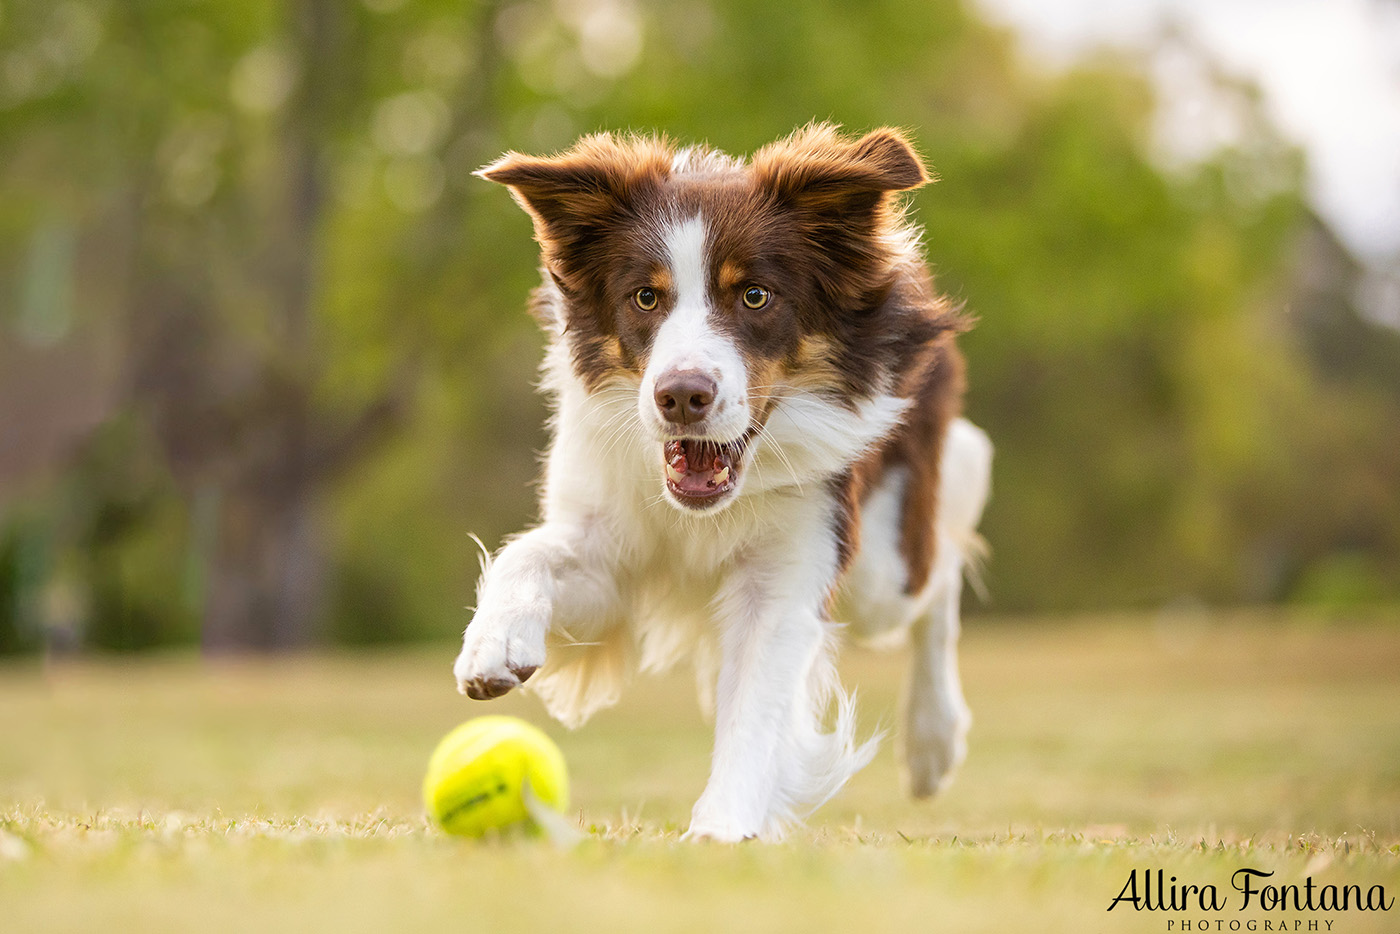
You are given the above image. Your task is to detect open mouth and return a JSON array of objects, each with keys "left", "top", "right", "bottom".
[{"left": 662, "top": 434, "right": 751, "bottom": 509}]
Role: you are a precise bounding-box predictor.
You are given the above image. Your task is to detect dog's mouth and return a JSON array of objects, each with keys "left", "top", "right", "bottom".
[{"left": 662, "top": 433, "right": 753, "bottom": 509}]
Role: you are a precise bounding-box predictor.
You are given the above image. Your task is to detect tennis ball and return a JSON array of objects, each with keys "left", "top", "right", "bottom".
[{"left": 422, "top": 715, "right": 569, "bottom": 837}]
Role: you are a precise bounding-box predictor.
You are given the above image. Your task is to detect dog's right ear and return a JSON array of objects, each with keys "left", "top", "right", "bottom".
[
  {"left": 477, "top": 135, "right": 671, "bottom": 286},
  {"left": 477, "top": 152, "right": 617, "bottom": 237}
]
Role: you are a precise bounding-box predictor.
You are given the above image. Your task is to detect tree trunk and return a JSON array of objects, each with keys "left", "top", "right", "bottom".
[
  {"left": 201, "top": 483, "right": 326, "bottom": 651},
  {"left": 200, "top": 0, "right": 337, "bottom": 650}
]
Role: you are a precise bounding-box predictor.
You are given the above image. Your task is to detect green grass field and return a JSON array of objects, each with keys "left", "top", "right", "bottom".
[{"left": 3, "top": 611, "right": 1398, "bottom": 933}]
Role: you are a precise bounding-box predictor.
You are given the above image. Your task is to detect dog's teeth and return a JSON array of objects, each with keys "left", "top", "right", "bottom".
[
  {"left": 666, "top": 462, "right": 686, "bottom": 484},
  {"left": 714, "top": 466, "right": 729, "bottom": 485}
]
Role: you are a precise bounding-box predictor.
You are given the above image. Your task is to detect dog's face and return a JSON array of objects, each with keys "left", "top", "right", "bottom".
[{"left": 481, "top": 125, "right": 934, "bottom": 513}]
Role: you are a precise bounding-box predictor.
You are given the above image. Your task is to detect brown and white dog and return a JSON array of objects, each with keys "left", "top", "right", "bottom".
[{"left": 453, "top": 124, "right": 992, "bottom": 841}]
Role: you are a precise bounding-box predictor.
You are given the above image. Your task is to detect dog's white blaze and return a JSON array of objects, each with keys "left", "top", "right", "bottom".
[
  {"left": 667, "top": 214, "right": 708, "bottom": 302},
  {"left": 638, "top": 215, "right": 750, "bottom": 441}
]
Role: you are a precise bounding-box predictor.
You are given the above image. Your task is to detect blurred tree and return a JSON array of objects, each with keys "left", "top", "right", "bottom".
[{"left": 0, "top": 0, "right": 518, "bottom": 648}]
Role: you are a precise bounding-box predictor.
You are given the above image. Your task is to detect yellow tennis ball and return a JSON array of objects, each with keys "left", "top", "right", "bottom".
[{"left": 422, "top": 715, "right": 569, "bottom": 837}]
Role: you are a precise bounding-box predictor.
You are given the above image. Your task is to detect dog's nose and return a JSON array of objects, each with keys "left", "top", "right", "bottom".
[{"left": 654, "top": 370, "right": 717, "bottom": 425}]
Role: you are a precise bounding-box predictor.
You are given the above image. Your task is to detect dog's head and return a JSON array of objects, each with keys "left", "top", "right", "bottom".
[{"left": 480, "top": 124, "right": 954, "bottom": 513}]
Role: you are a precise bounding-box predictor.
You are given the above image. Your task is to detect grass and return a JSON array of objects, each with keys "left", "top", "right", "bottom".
[{"left": 2, "top": 610, "right": 1398, "bottom": 932}]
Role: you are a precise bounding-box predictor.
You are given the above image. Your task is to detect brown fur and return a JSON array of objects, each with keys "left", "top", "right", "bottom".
[
  {"left": 482, "top": 125, "right": 969, "bottom": 594},
  {"left": 842, "top": 336, "right": 967, "bottom": 594}
]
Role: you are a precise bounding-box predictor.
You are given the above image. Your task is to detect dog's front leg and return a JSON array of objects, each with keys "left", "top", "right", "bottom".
[
  {"left": 686, "top": 549, "right": 856, "bottom": 842},
  {"left": 453, "top": 522, "right": 615, "bottom": 700}
]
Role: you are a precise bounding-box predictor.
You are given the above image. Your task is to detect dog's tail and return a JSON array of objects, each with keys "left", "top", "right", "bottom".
[{"left": 940, "top": 417, "right": 993, "bottom": 602}]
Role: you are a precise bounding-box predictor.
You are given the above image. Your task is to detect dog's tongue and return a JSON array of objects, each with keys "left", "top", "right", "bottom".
[{"left": 665, "top": 439, "right": 733, "bottom": 493}]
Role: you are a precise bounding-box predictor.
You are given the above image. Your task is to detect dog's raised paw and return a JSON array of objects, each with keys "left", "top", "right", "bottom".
[
  {"left": 460, "top": 673, "right": 524, "bottom": 700},
  {"left": 453, "top": 618, "right": 545, "bottom": 700},
  {"left": 454, "top": 659, "right": 540, "bottom": 700}
]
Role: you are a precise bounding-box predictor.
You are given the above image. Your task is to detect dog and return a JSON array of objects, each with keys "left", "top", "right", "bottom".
[{"left": 452, "top": 124, "right": 992, "bottom": 841}]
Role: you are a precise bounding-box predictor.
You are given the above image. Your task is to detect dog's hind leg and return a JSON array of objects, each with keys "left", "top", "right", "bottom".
[
  {"left": 899, "top": 416, "right": 991, "bottom": 799},
  {"left": 899, "top": 541, "right": 973, "bottom": 799}
]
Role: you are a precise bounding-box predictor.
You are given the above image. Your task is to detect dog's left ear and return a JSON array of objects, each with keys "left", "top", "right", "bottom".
[
  {"left": 753, "top": 124, "right": 929, "bottom": 214},
  {"left": 753, "top": 125, "right": 931, "bottom": 302}
]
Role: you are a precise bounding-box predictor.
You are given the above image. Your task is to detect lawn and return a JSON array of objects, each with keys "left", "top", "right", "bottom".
[{"left": 2, "top": 610, "right": 1398, "bottom": 933}]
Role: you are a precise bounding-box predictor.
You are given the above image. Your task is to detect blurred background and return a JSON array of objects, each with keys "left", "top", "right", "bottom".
[{"left": 1, "top": 0, "right": 1397, "bottom": 655}]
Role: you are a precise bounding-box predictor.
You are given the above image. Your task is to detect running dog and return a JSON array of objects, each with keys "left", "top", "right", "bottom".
[{"left": 453, "top": 124, "right": 992, "bottom": 841}]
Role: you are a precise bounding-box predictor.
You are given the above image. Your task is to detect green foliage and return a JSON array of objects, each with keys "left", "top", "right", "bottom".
[{"left": 0, "top": 0, "right": 1396, "bottom": 650}]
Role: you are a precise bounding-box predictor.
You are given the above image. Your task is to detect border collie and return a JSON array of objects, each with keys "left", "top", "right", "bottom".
[{"left": 453, "top": 124, "right": 992, "bottom": 841}]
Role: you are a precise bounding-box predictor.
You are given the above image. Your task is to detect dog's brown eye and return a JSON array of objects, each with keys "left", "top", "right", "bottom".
[
  {"left": 742, "top": 286, "right": 770, "bottom": 309},
  {"left": 634, "top": 287, "right": 659, "bottom": 311}
]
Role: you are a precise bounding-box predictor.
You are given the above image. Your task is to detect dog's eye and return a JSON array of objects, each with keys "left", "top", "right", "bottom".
[
  {"left": 633, "top": 287, "right": 659, "bottom": 311},
  {"left": 742, "top": 286, "right": 770, "bottom": 310}
]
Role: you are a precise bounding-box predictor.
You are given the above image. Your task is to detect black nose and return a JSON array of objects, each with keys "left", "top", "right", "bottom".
[{"left": 654, "top": 370, "right": 717, "bottom": 425}]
